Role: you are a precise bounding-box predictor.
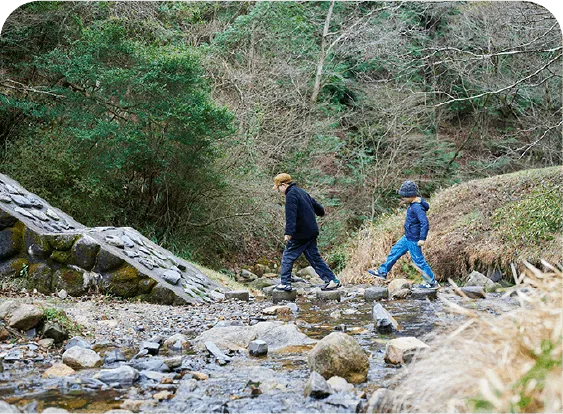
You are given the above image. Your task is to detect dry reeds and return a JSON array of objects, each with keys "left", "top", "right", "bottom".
[{"left": 387, "top": 261, "right": 562, "bottom": 413}]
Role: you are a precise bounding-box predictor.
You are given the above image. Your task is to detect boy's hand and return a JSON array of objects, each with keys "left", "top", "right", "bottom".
[
  {"left": 417, "top": 240, "right": 425, "bottom": 247},
  {"left": 284, "top": 235, "right": 292, "bottom": 243}
]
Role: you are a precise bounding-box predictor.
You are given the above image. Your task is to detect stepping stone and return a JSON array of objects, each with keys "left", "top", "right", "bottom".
[
  {"left": 272, "top": 289, "right": 297, "bottom": 304},
  {"left": 225, "top": 290, "right": 250, "bottom": 302},
  {"left": 316, "top": 290, "right": 342, "bottom": 302},
  {"left": 410, "top": 288, "right": 438, "bottom": 300},
  {"left": 372, "top": 303, "right": 398, "bottom": 333},
  {"left": 248, "top": 340, "right": 268, "bottom": 357},
  {"left": 384, "top": 337, "right": 429, "bottom": 365},
  {"left": 364, "top": 287, "right": 388, "bottom": 302}
]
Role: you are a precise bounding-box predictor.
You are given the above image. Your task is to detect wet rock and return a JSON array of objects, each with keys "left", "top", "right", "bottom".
[
  {"left": 64, "top": 336, "right": 92, "bottom": 350},
  {"left": 364, "top": 287, "right": 389, "bottom": 302},
  {"left": 272, "top": 289, "right": 297, "bottom": 304},
  {"left": 316, "top": 290, "right": 341, "bottom": 302},
  {"left": 153, "top": 390, "right": 174, "bottom": 401},
  {"left": 195, "top": 326, "right": 256, "bottom": 351},
  {"left": 62, "top": 346, "right": 102, "bottom": 369},
  {"left": 372, "top": 303, "right": 398, "bottom": 334},
  {"left": 0, "top": 401, "right": 20, "bottom": 413},
  {"left": 253, "top": 321, "right": 316, "bottom": 351},
  {"left": 43, "top": 363, "right": 76, "bottom": 378},
  {"left": 94, "top": 364, "right": 139, "bottom": 386},
  {"left": 262, "top": 305, "right": 291, "bottom": 315},
  {"left": 384, "top": 337, "right": 429, "bottom": 365},
  {"left": 190, "top": 371, "right": 208, "bottom": 381},
  {"left": 248, "top": 340, "right": 268, "bottom": 357},
  {"left": 391, "top": 288, "right": 411, "bottom": 299},
  {"left": 162, "top": 333, "right": 191, "bottom": 355},
  {"left": 308, "top": 332, "right": 369, "bottom": 384},
  {"left": 163, "top": 356, "right": 183, "bottom": 370},
  {"left": 456, "top": 286, "right": 487, "bottom": 299},
  {"left": 224, "top": 290, "right": 250, "bottom": 302},
  {"left": 410, "top": 287, "right": 437, "bottom": 300},
  {"left": 8, "top": 304, "right": 43, "bottom": 331},
  {"left": 466, "top": 270, "right": 495, "bottom": 290},
  {"left": 43, "top": 321, "right": 69, "bottom": 343},
  {"left": 304, "top": 371, "right": 333, "bottom": 399},
  {"left": 327, "top": 376, "right": 354, "bottom": 393},
  {"left": 130, "top": 358, "right": 170, "bottom": 372}
]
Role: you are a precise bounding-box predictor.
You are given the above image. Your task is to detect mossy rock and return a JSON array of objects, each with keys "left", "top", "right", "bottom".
[
  {"left": 24, "top": 227, "right": 52, "bottom": 260},
  {"left": 0, "top": 223, "right": 24, "bottom": 260},
  {"left": 71, "top": 235, "right": 100, "bottom": 270},
  {"left": 103, "top": 265, "right": 141, "bottom": 298},
  {"left": 0, "top": 209, "right": 18, "bottom": 230},
  {"left": 50, "top": 250, "right": 74, "bottom": 265},
  {"left": 0, "top": 257, "right": 28, "bottom": 278},
  {"left": 27, "top": 263, "right": 54, "bottom": 294},
  {"left": 53, "top": 268, "right": 85, "bottom": 296},
  {"left": 140, "top": 283, "right": 180, "bottom": 305},
  {"left": 46, "top": 233, "right": 80, "bottom": 251},
  {"left": 94, "top": 249, "right": 124, "bottom": 272},
  {"left": 138, "top": 277, "right": 157, "bottom": 294}
]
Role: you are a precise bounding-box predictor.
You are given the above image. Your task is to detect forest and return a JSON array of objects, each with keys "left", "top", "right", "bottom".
[{"left": 1, "top": 1, "right": 561, "bottom": 271}]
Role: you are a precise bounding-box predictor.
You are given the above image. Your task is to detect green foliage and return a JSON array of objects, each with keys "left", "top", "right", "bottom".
[
  {"left": 493, "top": 184, "right": 563, "bottom": 244},
  {"left": 43, "top": 307, "right": 84, "bottom": 337}
]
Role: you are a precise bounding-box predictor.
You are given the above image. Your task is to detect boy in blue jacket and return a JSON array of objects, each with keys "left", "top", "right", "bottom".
[
  {"left": 272, "top": 173, "right": 341, "bottom": 292},
  {"left": 368, "top": 180, "right": 439, "bottom": 289}
]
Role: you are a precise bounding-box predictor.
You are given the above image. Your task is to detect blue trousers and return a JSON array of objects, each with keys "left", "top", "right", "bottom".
[
  {"left": 280, "top": 237, "right": 336, "bottom": 284},
  {"left": 378, "top": 236, "right": 436, "bottom": 283}
]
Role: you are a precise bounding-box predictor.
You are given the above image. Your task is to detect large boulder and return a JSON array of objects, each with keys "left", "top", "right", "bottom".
[
  {"left": 8, "top": 303, "right": 44, "bottom": 331},
  {"left": 307, "top": 332, "right": 369, "bottom": 383}
]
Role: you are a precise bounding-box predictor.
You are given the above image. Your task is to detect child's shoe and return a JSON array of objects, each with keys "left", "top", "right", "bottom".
[
  {"left": 368, "top": 269, "right": 387, "bottom": 280},
  {"left": 274, "top": 283, "right": 293, "bottom": 292},
  {"left": 321, "top": 279, "right": 341, "bottom": 290},
  {"left": 417, "top": 281, "right": 440, "bottom": 289}
]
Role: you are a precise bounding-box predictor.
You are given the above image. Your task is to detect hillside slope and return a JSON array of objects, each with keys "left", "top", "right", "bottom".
[{"left": 342, "top": 166, "right": 562, "bottom": 283}]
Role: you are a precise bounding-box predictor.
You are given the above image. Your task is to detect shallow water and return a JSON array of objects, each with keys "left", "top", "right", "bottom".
[{"left": 0, "top": 292, "right": 516, "bottom": 413}]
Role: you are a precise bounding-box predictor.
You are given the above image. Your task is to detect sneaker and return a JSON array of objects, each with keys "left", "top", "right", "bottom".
[
  {"left": 417, "top": 281, "right": 440, "bottom": 289},
  {"left": 321, "top": 279, "right": 341, "bottom": 291},
  {"left": 274, "top": 283, "right": 293, "bottom": 292},
  {"left": 367, "top": 269, "right": 387, "bottom": 280}
]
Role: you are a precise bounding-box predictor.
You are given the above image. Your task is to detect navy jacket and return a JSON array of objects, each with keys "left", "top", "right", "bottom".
[
  {"left": 284, "top": 183, "right": 325, "bottom": 240},
  {"left": 404, "top": 198, "right": 430, "bottom": 241}
]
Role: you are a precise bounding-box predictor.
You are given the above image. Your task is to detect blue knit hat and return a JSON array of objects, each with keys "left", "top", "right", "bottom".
[{"left": 398, "top": 180, "right": 418, "bottom": 197}]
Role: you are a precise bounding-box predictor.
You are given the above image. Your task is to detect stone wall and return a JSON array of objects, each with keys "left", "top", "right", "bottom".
[{"left": 0, "top": 173, "right": 224, "bottom": 304}]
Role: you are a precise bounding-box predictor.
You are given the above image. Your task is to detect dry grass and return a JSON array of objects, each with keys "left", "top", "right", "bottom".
[
  {"left": 340, "top": 166, "right": 562, "bottom": 284},
  {"left": 387, "top": 261, "right": 562, "bottom": 413}
]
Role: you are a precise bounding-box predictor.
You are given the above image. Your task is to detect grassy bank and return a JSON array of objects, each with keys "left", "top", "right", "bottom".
[{"left": 341, "top": 166, "right": 562, "bottom": 284}]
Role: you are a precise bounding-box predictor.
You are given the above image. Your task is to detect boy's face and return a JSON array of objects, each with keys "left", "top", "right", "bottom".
[{"left": 400, "top": 196, "right": 416, "bottom": 204}]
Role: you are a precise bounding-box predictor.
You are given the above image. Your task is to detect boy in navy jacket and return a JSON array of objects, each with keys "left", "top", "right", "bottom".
[
  {"left": 369, "top": 180, "right": 439, "bottom": 289},
  {"left": 272, "top": 173, "right": 341, "bottom": 292}
]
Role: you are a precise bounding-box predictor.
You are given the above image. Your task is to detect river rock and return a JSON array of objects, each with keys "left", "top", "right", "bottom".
[
  {"left": 248, "top": 340, "right": 268, "bottom": 357},
  {"left": 272, "top": 289, "right": 297, "bottom": 304},
  {"left": 384, "top": 337, "right": 429, "bottom": 365},
  {"left": 466, "top": 270, "right": 495, "bottom": 289},
  {"left": 64, "top": 336, "right": 92, "bottom": 350},
  {"left": 0, "top": 300, "right": 19, "bottom": 319},
  {"left": 71, "top": 235, "right": 100, "bottom": 271},
  {"left": 130, "top": 358, "right": 170, "bottom": 372},
  {"left": 372, "top": 303, "right": 398, "bottom": 333},
  {"left": 262, "top": 305, "right": 291, "bottom": 315},
  {"left": 162, "top": 333, "right": 191, "bottom": 355},
  {"left": 366, "top": 388, "right": 393, "bottom": 413},
  {"left": 42, "top": 321, "right": 69, "bottom": 343},
  {"left": 140, "top": 341, "right": 160, "bottom": 355},
  {"left": 327, "top": 376, "right": 354, "bottom": 393},
  {"left": 304, "top": 371, "right": 333, "bottom": 399},
  {"left": 364, "top": 287, "right": 388, "bottom": 302},
  {"left": 8, "top": 304, "right": 43, "bottom": 331},
  {"left": 316, "top": 290, "right": 341, "bottom": 301},
  {"left": 224, "top": 290, "right": 250, "bottom": 302},
  {"left": 62, "top": 346, "right": 102, "bottom": 369},
  {"left": 43, "top": 363, "right": 76, "bottom": 378},
  {"left": 410, "top": 287, "right": 437, "bottom": 300},
  {"left": 388, "top": 278, "right": 412, "bottom": 298},
  {"left": 297, "top": 266, "right": 321, "bottom": 281},
  {"left": 205, "top": 341, "right": 231, "bottom": 364},
  {"left": 307, "top": 332, "right": 369, "bottom": 383},
  {"left": 0, "top": 401, "right": 20, "bottom": 413},
  {"left": 252, "top": 321, "right": 316, "bottom": 351},
  {"left": 94, "top": 364, "right": 139, "bottom": 386},
  {"left": 104, "top": 349, "right": 127, "bottom": 364}
]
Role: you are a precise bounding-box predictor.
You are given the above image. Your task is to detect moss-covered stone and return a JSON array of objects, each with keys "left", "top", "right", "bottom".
[
  {"left": 71, "top": 235, "right": 100, "bottom": 270},
  {"left": 53, "top": 268, "right": 85, "bottom": 296},
  {"left": 0, "top": 209, "right": 18, "bottom": 230},
  {"left": 0, "top": 257, "right": 28, "bottom": 278},
  {"left": 0, "top": 223, "right": 24, "bottom": 260},
  {"left": 50, "top": 250, "right": 74, "bottom": 265},
  {"left": 103, "top": 265, "right": 141, "bottom": 298},
  {"left": 27, "top": 263, "right": 54, "bottom": 294},
  {"left": 94, "top": 249, "right": 124, "bottom": 272},
  {"left": 46, "top": 233, "right": 80, "bottom": 251},
  {"left": 138, "top": 277, "right": 157, "bottom": 294},
  {"left": 140, "top": 283, "right": 178, "bottom": 305},
  {"left": 24, "top": 227, "right": 52, "bottom": 260}
]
